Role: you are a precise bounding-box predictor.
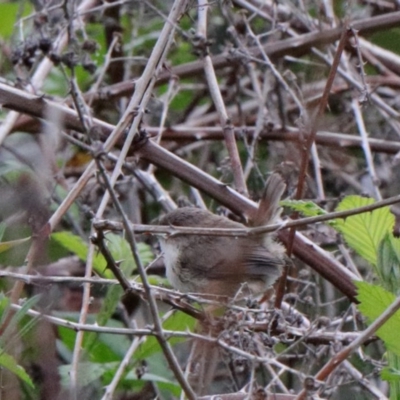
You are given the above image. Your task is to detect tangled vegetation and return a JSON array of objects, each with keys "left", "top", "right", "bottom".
[{"left": 1, "top": 1, "right": 400, "bottom": 399}]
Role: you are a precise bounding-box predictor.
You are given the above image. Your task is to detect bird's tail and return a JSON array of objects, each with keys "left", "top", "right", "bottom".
[{"left": 253, "top": 173, "right": 286, "bottom": 227}]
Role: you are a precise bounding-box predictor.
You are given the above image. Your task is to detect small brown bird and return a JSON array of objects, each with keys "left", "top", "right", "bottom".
[{"left": 157, "top": 174, "right": 287, "bottom": 297}]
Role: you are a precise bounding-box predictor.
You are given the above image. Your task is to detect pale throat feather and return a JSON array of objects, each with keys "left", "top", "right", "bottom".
[{"left": 159, "top": 237, "right": 185, "bottom": 291}]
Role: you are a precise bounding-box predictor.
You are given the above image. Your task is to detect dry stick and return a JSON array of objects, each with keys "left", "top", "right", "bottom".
[
  {"left": 95, "top": 157, "right": 196, "bottom": 399},
  {"left": 244, "top": 19, "right": 305, "bottom": 116},
  {"left": 359, "top": 36, "right": 400, "bottom": 77},
  {"left": 275, "top": 25, "right": 351, "bottom": 309},
  {"left": 350, "top": 28, "right": 370, "bottom": 100},
  {"left": 360, "top": 45, "right": 397, "bottom": 78},
  {"left": 351, "top": 98, "right": 382, "bottom": 199},
  {"left": 9, "top": 302, "right": 204, "bottom": 338},
  {"left": 87, "top": 33, "right": 121, "bottom": 107},
  {"left": 245, "top": 1, "right": 330, "bottom": 201},
  {"left": 346, "top": 31, "right": 382, "bottom": 201},
  {"left": 147, "top": 76, "right": 179, "bottom": 176},
  {"left": 242, "top": 67, "right": 269, "bottom": 180},
  {"left": 221, "top": 10, "right": 267, "bottom": 182},
  {"left": 311, "top": 143, "right": 325, "bottom": 199},
  {"left": 295, "top": 294, "right": 400, "bottom": 400},
  {"left": 8, "top": 299, "right": 364, "bottom": 347},
  {"left": 147, "top": 125, "right": 400, "bottom": 154},
  {"left": 295, "top": 25, "right": 350, "bottom": 232},
  {"left": 199, "top": 0, "right": 248, "bottom": 195},
  {"left": 91, "top": 229, "right": 132, "bottom": 291},
  {"left": 101, "top": 336, "right": 143, "bottom": 400},
  {"left": 198, "top": 394, "right": 295, "bottom": 400},
  {"left": 264, "top": 363, "right": 290, "bottom": 395}
]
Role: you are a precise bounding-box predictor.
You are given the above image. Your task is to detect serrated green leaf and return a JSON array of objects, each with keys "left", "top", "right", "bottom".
[
  {"left": 280, "top": 199, "right": 327, "bottom": 218},
  {"left": 386, "top": 351, "right": 400, "bottom": 399},
  {"left": 335, "top": 196, "right": 394, "bottom": 265},
  {"left": 0, "top": 349, "right": 34, "bottom": 388},
  {"left": 377, "top": 234, "right": 400, "bottom": 294},
  {"left": 105, "top": 233, "right": 154, "bottom": 274},
  {"left": 382, "top": 366, "right": 400, "bottom": 382},
  {"left": 356, "top": 281, "right": 400, "bottom": 356}
]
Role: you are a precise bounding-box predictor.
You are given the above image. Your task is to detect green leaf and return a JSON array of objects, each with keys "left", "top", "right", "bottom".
[
  {"left": 83, "top": 234, "right": 153, "bottom": 351},
  {"left": 51, "top": 232, "right": 106, "bottom": 275},
  {"left": 135, "top": 311, "right": 196, "bottom": 360},
  {"left": 53, "top": 185, "right": 80, "bottom": 223},
  {"left": 0, "top": 2, "right": 33, "bottom": 37},
  {"left": 0, "top": 223, "right": 6, "bottom": 241},
  {"left": 125, "top": 371, "right": 176, "bottom": 384},
  {"left": 0, "top": 295, "right": 40, "bottom": 348},
  {"left": 51, "top": 232, "right": 153, "bottom": 278},
  {"left": 335, "top": 196, "right": 394, "bottom": 265},
  {"left": 382, "top": 366, "right": 400, "bottom": 382},
  {"left": 387, "top": 352, "right": 400, "bottom": 399},
  {"left": 370, "top": 28, "right": 400, "bottom": 56},
  {"left": 56, "top": 315, "right": 126, "bottom": 363},
  {"left": 105, "top": 233, "right": 154, "bottom": 275},
  {"left": 94, "top": 328, "right": 132, "bottom": 361},
  {"left": 0, "top": 349, "right": 34, "bottom": 388},
  {"left": 59, "top": 361, "right": 119, "bottom": 388},
  {"left": 356, "top": 281, "right": 400, "bottom": 356},
  {"left": 137, "top": 353, "right": 182, "bottom": 397},
  {"left": 280, "top": 200, "right": 328, "bottom": 218},
  {"left": 124, "top": 370, "right": 181, "bottom": 397},
  {"left": 0, "top": 294, "right": 10, "bottom": 326},
  {"left": 377, "top": 234, "right": 400, "bottom": 294},
  {"left": 53, "top": 232, "right": 154, "bottom": 354},
  {"left": 0, "top": 237, "right": 31, "bottom": 254}
]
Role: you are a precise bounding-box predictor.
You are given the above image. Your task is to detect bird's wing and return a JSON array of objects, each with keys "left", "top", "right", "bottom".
[{"left": 204, "top": 242, "right": 284, "bottom": 282}]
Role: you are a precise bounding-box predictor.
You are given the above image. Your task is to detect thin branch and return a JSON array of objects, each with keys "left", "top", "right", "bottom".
[
  {"left": 94, "top": 191, "right": 400, "bottom": 238},
  {"left": 198, "top": 0, "right": 248, "bottom": 195}
]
